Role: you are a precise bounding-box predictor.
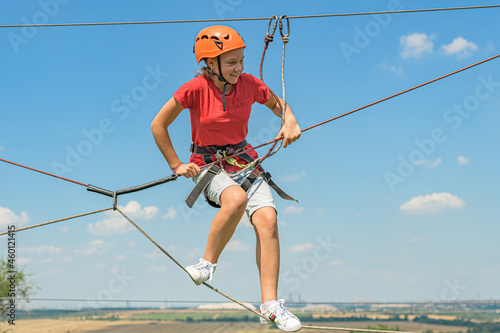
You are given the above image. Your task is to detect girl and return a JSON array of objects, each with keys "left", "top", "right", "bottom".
[{"left": 151, "top": 25, "right": 301, "bottom": 332}]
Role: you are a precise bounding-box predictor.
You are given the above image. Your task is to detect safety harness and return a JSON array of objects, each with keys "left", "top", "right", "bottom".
[{"left": 185, "top": 140, "right": 298, "bottom": 208}]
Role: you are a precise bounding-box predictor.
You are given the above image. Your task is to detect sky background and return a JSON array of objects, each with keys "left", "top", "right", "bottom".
[{"left": 1, "top": 0, "right": 499, "bottom": 310}]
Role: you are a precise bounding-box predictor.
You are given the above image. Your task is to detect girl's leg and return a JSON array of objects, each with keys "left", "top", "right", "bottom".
[
  {"left": 251, "top": 206, "right": 280, "bottom": 303},
  {"left": 203, "top": 185, "right": 247, "bottom": 264}
]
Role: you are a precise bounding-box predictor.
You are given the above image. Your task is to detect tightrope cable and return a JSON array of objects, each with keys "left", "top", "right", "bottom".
[
  {"left": 116, "top": 207, "right": 418, "bottom": 333},
  {"left": 0, "top": 207, "right": 112, "bottom": 236},
  {"left": 1, "top": 4, "right": 499, "bottom": 28},
  {"left": 114, "top": 207, "right": 272, "bottom": 322}
]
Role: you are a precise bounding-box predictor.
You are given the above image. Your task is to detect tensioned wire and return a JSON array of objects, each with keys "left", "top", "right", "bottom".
[
  {"left": 1, "top": 4, "right": 500, "bottom": 28},
  {"left": 1, "top": 52, "right": 500, "bottom": 205}
]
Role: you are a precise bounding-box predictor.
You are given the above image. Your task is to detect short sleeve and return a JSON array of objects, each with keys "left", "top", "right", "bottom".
[
  {"left": 250, "top": 75, "right": 270, "bottom": 105},
  {"left": 173, "top": 79, "right": 196, "bottom": 109}
]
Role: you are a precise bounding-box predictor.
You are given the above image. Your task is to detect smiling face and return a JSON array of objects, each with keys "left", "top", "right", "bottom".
[{"left": 207, "top": 47, "right": 245, "bottom": 85}]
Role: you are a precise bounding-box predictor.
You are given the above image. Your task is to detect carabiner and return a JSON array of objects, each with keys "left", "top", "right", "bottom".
[
  {"left": 279, "top": 15, "right": 290, "bottom": 38},
  {"left": 266, "top": 15, "right": 278, "bottom": 36}
]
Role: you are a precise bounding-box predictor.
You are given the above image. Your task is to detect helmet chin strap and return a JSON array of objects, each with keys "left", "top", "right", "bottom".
[{"left": 215, "top": 56, "right": 230, "bottom": 111}]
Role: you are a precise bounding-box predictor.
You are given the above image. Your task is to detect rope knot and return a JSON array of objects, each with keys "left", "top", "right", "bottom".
[
  {"left": 281, "top": 36, "right": 289, "bottom": 44},
  {"left": 264, "top": 34, "right": 274, "bottom": 43}
]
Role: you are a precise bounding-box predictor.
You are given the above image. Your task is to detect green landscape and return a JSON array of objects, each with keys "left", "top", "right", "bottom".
[{"left": 4, "top": 301, "right": 500, "bottom": 333}]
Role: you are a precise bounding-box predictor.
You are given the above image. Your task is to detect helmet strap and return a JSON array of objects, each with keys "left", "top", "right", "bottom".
[
  {"left": 215, "top": 56, "right": 230, "bottom": 111},
  {"left": 216, "top": 56, "right": 227, "bottom": 83}
]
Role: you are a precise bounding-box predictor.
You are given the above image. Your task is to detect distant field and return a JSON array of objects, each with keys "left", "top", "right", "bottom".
[
  {"left": 1, "top": 318, "right": 470, "bottom": 333},
  {"left": 5, "top": 307, "right": 499, "bottom": 333}
]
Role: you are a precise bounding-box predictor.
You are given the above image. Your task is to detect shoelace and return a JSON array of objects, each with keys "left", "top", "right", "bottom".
[
  {"left": 194, "top": 259, "right": 217, "bottom": 283},
  {"left": 270, "top": 299, "right": 295, "bottom": 321}
]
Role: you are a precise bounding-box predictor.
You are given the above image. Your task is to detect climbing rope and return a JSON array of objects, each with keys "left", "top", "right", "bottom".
[
  {"left": 0, "top": 207, "right": 112, "bottom": 236},
  {"left": 0, "top": 157, "right": 88, "bottom": 187}
]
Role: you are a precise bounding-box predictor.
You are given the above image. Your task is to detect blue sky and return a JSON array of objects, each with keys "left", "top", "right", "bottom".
[{"left": 1, "top": 0, "right": 499, "bottom": 310}]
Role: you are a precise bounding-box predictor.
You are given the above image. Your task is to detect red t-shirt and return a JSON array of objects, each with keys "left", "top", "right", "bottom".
[{"left": 173, "top": 73, "right": 270, "bottom": 171}]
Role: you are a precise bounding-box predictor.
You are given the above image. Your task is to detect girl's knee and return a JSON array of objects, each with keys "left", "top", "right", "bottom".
[
  {"left": 252, "top": 207, "right": 278, "bottom": 232},
  {"left": 220, "top": 186, "right": 247, "bottom": 213}
]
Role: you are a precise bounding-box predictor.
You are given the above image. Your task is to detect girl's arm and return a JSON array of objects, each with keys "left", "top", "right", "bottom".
[
  {"left": 151, "top": 97, "right": 201, "bottom": 178},
  {"left": 265, "top": 93, "right": 301, "bottom": 148}
]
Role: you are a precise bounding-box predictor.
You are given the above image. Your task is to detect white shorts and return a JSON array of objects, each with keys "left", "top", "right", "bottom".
[{"left": 192, "top": 167, "right": 276, "bottom": 219}]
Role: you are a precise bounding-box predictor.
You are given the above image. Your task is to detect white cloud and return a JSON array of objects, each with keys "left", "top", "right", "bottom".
[
  {"left": 226, "top": 239, "right": 250, "bottom": 252},
  {"left": 441, "top": 36, "right": 478, "bottom": 58},
  {"left": 315, "top": 209, "right": 325, "bottom": 215},
  {"left": 148, "top": 265, "right": 167, "bottom": 273},
  {"left": 118, "top": 201, "right": 158, "bottom": 220},
  {"left": 113, "top": 254, "right": 126, "bottom": 261},
  {"left": 283, "top": 206, "right": 304, "bottom": 214},
  {"left": 185, "top": 247, "right": 203, "bottom": 260},
  {"left": 380, "top": 60, "right": 404, "bottom": 75},
  {"left": 0, "top": 206, "right": 30, "bottom": 228},
  {"left": 0, "top": 146, "right": 4, "bottom": 152},
  {"left": 87, "top": 216, "right": 135, "bottom": 235},
  {"left": 94, "top": 263, "right": 106, "bottom": 270},
  {"left": 87, "top": 201, "right": 158, "bottom": 235},
  {"left": 400, "top": 33, "right": 434, "bottom": 58},
  {"left": 400, "top": 192, "right": 466, "bottom": 214},
  {"left": 59, "top": 226, "right": 70, "bottom": 233},
  {"left": 412, "top": 157, "right": 442, "bottom": 168},
  {"left": 75, "top": 239, "right": 112, "bottom": 255},
  {"left": 162, "top": 206, "right": 178, "bottom": 220},
  {"left": 143, "top": 249, "right": 164, "bottom": 260},
  {"left": 17, "top": 258, "right": 31, "bottom": 265},
  {"left": 410, "top": 236, "right": 425, "bottom": 243},
  {"left": 457, "top": 156, "right": 470, "bottom": 165},
  {"left": 289, "top": 242, "right": 314, "bottom": 252},
  {"left": 328, "top": 260, "right": 344, "bottom": 267},
  {"left": 278, "top": 172, "right": 306, "bottom": 182},
  {"left": 23, "top": 245, "right": 61, "bottom": 254},
  {"left": 39, "top": 268, "right": 62, "bottom": 277}
]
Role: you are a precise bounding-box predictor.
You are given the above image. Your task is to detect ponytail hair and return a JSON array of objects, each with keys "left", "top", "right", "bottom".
[{"left": 195, "top": 60, "right": 214, "bottom": 78}]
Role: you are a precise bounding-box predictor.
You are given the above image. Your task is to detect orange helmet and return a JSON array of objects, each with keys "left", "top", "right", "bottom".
[{"left": 194, "top": 25, "right": 246, "bottom": 64}]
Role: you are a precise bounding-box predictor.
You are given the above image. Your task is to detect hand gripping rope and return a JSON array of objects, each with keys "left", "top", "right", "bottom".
[{"left": 2, "top": 16, "right": 500, "bottom": 333}]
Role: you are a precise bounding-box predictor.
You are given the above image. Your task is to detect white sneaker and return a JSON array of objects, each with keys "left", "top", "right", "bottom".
[
  {"left": 260, "top": 299, "right": 302, "bottom": 332},
  {"left": 185, "top": 258, "right": 217, "bottom": 285}
]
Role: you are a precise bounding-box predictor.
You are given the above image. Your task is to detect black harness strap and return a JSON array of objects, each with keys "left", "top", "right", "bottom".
[
  {"left": 240, "top": 163, "right": 298, "bottom": 203},
  {"left": 186, "top": 141, "right": 298, "bottom": 208},
  {"left": 185, "top": 164, "right": 221, "bottom": 208},
  {"left": 261, "top": 171, "right": 298, "bottom": 203}
]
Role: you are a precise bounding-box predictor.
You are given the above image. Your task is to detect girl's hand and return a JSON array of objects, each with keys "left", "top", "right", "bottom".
[
  {"left": 275, "top": 117, "right": 301, "bottom": 148},
  {"left": 175, "top": 163, "right": 201, "bottom": 178}
]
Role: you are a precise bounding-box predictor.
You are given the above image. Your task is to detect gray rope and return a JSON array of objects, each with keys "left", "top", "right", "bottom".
[
  {"left": 0, "top": 207, "right": 112, "bottom": 236},
  {"left": 1, "top": 5, "right": 499, "bottom": 28},
  {"left": 116, "top": 208, "right": 418, "bottom": 333},
  {"left": 114, "top": 208, "right": 271, "bottom": 322}
]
